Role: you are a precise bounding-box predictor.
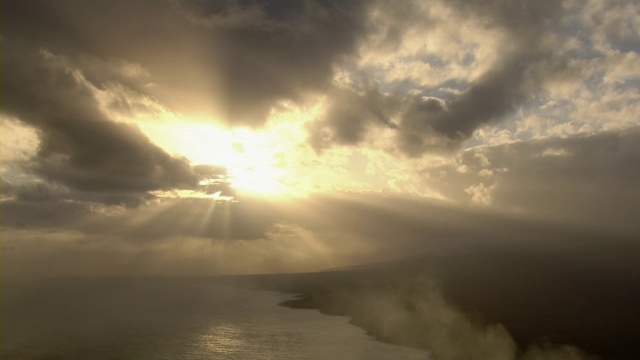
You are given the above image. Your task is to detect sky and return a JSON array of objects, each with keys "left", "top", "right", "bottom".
[{"left": 2, "top": 0, "right": 639, "bottom": 278}]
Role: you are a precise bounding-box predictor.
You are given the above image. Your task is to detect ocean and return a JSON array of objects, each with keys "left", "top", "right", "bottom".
[{"left": 2, "top": 277, "right": 430, "bottom": 359}]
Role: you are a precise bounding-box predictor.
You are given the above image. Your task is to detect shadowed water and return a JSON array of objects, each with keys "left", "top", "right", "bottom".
[{"left": 2, "top": 277, "right": 430, "bottom": 360}]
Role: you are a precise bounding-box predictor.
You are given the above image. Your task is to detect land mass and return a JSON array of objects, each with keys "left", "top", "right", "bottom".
[{"left": 221, "top": 237, "right": 640, "bottom": 360}]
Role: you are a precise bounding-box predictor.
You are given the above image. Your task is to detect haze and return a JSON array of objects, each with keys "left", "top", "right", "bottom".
[{"left": 1, "top": 1, "right": 639, "bottom": 359}]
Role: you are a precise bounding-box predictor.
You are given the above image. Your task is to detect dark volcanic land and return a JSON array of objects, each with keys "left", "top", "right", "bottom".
[{"left": 222, "top": 236, "right": 640, "bottom": 360}]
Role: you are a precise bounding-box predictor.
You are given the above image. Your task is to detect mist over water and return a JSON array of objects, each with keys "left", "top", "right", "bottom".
[
  {"left": 2, "top": 277, "right": 429, "bottom": 360},
  {"left": 313, "top": 277, "right": 594, "bottom": 360},
  {"left": 263, "top": 268, "right": 599, "bottom": 360}
]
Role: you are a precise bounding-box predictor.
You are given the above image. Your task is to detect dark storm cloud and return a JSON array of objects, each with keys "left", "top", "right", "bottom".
[
  {"left": 172, "top": 0, "right": 371, "bottom": 125},
  {"left": 1, "top": 46, "right": 199, "bottom": 192},
  {"left": 2, "top": 0, "right": 370, "bottom": 126}
]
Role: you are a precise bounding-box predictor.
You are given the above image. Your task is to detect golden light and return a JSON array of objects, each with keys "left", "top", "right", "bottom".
[
  {"left": 134, "top": 106, "right": 315, "bottom": 196},
  {"left": 176, "top": 123, "right": 289, "bottom": 195},
  {"left": 130, "top": 100, "right": 368, "bottom": 197}
]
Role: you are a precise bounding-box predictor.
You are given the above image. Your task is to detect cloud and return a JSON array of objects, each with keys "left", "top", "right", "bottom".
[
  {"left": 2, "top": 0, "right": 639, "bottom": 280},
  {"left": 2, "top": 0, "right": 371, "bottom": 126},
  {"left": 173, "top": 0, "right": 371, "bottom": 125},
  {"left": 306, "top": 0, "right": 571, "bottom": 156},
  {"left": 5, "top": 186, "right": 637, "bottom": 279},
  {"left": 6, "top": 126, "right": 637, "bottom": 278},
  {"left": 306, "top": 0, "right": 639, "bottom": 158},
  {"left": 421, "top": 127, "right": 640, "bottom": 236},
  {"left": 5, "top": 0, "right": 638, "bottom": 161},
  {"left": 2, "top": 46, "right": 199, "bottom": 192},
  {"left": 488, "top": 129, "right": 640, "bottom": 234},
  {"left": 309, "top": 78, "right": 399, "bottom": 151},
  {"left": 0, "top": 116, "right": 40, "bottom": 169}
]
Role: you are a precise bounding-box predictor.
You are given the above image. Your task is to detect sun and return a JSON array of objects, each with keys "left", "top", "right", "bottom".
[
  {"left": 218, "top": 138, "right": 287, "bottom": 195},
  {"left": 144, "top": 122, "right": 289, "bottom": 196},
  {"left": 183, "top": 125, "right": 288, "bottom": 195},
  {"left": 131, "top": 103, "right": 327, "bottom": 197}
]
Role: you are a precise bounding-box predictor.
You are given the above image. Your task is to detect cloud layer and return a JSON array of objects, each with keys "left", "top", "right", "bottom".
[{"left": 2, "top": 0, "right": 639, "bottom": 279}]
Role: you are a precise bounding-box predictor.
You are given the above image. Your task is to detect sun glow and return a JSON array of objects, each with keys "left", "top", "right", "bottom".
[
  {"left": 176, "top": 124, "right": 289, "bottom": 195},
  {"left": 134, "top": 106, "right": 319, "bottom": 196},
  {"left": 129, "top": 101, "right": 338, "bottom": 197}
]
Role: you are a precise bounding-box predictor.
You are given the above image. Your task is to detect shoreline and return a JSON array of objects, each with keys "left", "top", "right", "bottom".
[{"left": 229, "top": 246, "right": 640, "bottom": 360}]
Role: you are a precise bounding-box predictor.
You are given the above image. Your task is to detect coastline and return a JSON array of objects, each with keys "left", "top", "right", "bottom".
[{"left": 227, "top": 241, "right": 640, "bottom": 360}]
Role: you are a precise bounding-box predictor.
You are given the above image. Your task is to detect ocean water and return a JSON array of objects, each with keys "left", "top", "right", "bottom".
[{"left": 2, "top": 277, "right": 430, "bottom": 359}]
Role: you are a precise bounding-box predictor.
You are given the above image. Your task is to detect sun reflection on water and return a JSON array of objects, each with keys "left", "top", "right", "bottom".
[{"left": 199, "top": 323, "right": 244, "bottom": 355}]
